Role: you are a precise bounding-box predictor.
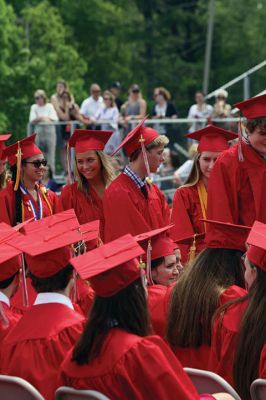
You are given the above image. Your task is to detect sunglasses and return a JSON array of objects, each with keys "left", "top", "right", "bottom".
[
  {"left": 103, "top": 97, "right": 111, "bottom": 100},
  {"left": 24, "top": 159, "right": 47, "bottom": 168},
  {"left": 35, "top": 96, "right": 44, "bottom": 100}
]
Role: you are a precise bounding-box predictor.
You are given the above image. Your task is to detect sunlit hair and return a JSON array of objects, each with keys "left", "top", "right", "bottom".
[
  {"left": 74, "top": 150, "right": 115, "bottom": 193},
  {"left": 103, "top": 90, "right": 116, "bottom": 108},
  {"left": 34, "top": 89, "right": 47, "bottom": 104},
  {"left": 146, "top": 135, "right": 169, "bottom": 149},
  {"left": 157, "top": 87, "right": 171, "bottom": 101},
  {"left": 182, "top": 153, "right": 201, "bottom": 187},
  {"left": 0, "top": 169, "right": 9, "bottom": 189}
]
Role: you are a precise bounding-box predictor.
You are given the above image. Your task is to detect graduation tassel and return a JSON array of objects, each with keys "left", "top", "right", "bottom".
[
  {"left": 237, "top": 119, "right": 244, "bottom": 162},
  {"left": 146, "top": 240, "right": 154, "bottom": 285},
  {"left": 66, "top": 143, "right": 73, "bottom": 184},
  {"left": 20, "top": 254, "right": 29, "bottom": 308},
  {"left": 139, "top": 134, "right": 152, "bottom": 185},
  {"left": 188, "top": 235, "right": 197, "bottom": 265},
  {"left": 0, "top": 302, "right": 9, "bottom": 329},
  {"left": 14, "top": 142, "right": 22, "bottom": 191},
  {"left": 138, "top": 256, "right": 147, "bottom": 288}
]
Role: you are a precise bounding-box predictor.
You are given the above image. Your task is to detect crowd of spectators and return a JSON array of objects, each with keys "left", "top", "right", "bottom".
[{"left": 28, "top": 80, "right": 236, "bottom": 199}]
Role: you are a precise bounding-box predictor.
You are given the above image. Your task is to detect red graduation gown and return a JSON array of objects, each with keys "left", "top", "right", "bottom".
[
  {"left": 259, "top": 344, "right": 266, "bottom": 378},
  {"left": 0, "top": 301, "right": 21, "bottom": 344},
  {"left": 0, "top": 303, "right": 84, "bottom": 400},
  {"left": 103, "top": 173, "right": 170, "bottom": 242},
  {"left": 171, "top": 285, "right": 247, "bottom": 370},
  {"left": 207, "top": 142, "right": 266, "bottom": 231},
  {"left": 0, "top": 180, "right": 59, "bottom": 226},
  {"left": 171, "top": 184, "right": 206, "bottom": 263},
  {"left": 148, "top": 284, "right": 173, "bottom": 337},
  {"left": 60, "top": 328, "right": 200, "bottom": 400},
  {"left": 208, "top": 288, "right": 248, "bottom": 385},
  {"left": 75, "top": 278, "right": 95, "bottom": 317},
  {"left": 60, "top": 182, "right": 105, "bottom": 240}
]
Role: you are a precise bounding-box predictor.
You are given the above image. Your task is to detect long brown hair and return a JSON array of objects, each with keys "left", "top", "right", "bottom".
[
  {"left": 75, "top": 150, "right": 115, "bottom": 193},
  {"left": 166, "top": 247, "right": 245, "bottom": 348},
  {"left": 0, "top": 169, "right": 8, "bottom": 189},
  {"left": 182, "top": 153, "right": 200, "bottom": 187},
  {"left": 233, "top": 265, "right": 266, "bottom": 400},
  {"left": 72, "top": 278, "right": 151, "bottom": 365}
]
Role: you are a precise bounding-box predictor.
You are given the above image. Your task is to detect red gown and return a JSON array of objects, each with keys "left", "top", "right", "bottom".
[
  {"left": 0, "top": 302, "right": 84, "bottom": 400},
  {"left": 148, "top": 284, "right": 173, "bottom": 337},
  {"left": 75, "top": 278, "right": 95, "bottom": 317},
  {"left": 171, "top": 184, "right": 206, "bottom": 263},
  {"left": 208, "top": 290, "right": 248, "bottom": 385},
  {"left": 171, "top": 285, "right": 247, "bottom": 370},
  {"left": 259, "top": 344, "right": 266, "bottom": 378},
  {"left": 0, "top": 180, "right": 59, "bottom": 226},
  {"left": 207, "top": 142, "right": 266, "bottom": 230},
  {"left": 59, "top": 328, "right": 200, "bottom": 400},
  {"left": 103, "top": 173, "right": 170, "bottom": 242},
  {"left": 60, "top": 182, "right": 105, "bottom": 240},
  {"left": 0, "top": 301, "right": 21, "bottom": 344}
]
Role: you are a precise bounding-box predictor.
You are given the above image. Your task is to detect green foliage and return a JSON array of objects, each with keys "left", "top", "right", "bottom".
[{"left": 1, "top": 0, "right": 266, "bottom": 138}]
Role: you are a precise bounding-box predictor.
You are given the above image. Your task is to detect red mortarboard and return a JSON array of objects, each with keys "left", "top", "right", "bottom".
[
  {"left": 112, "top": 115, "right": 159, "bottom": 156},
  {"left": 11, "top": 210, "right": 84, "bottom": 278},
  {"left": 204, "top": 219, "right": 251, "bottom": 252},
  {"left": 234, "top": 93, "right": 266, "bottom": 119},
  {"left": 69, "top": 129, "right": 113, "bottom": 154},
  {"left": 0, "top": 222, "right": 22, "bottom": 281},
  {"left": 79, "top": 220, "right": 100, "bottom": 243},
  {"left": 246, "top": 221, "right": 266, "bottom": 271},
  {"left": 174, "top": 232, "right": 205, "bottom": 245},
  {"left": 186, "top": 125, "right": 238, "bottom": 153},
  {"left": 135, "top": 225, "right": 175, "bottom": 261},
  {"left": 3, "top": 134, "right": 42, "bottom": 166},
  {"left": 70, "top": 234, "right": 145, "bottom": 297},
  {"left": 0, "top": 134, "right": 12, "bottom": 160}
]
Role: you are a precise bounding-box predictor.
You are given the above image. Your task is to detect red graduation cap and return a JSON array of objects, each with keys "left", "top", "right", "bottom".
[
  {"left": 246, "top": 221, "right": 266, "bottom": 271},
  {"left": 112, "top": 115, "right": 159, "bottom": 157},
  {"left": 69, "top": 129, "right": 113, "bottom": 153},
  {"left": 204, "top": 219, "right": 251, "bottom": 252},
  {"left": 0, "top": 222, "right": 22, "bottom": 281},
  {"left": 0, "top": 134, "right": 12, "bottom": 160},
  {"left": 135, "top": 225, "right": 175, "bottom": 261},
  {"left": 234, "top": 93, "right": 266, "bottom": 119},
  {"left": 70, "top": 234, "right": 145, "bottom": 297},
  {"left": 186, "top": 125, "right": 238, "bottom": 153},
  {"left": 11, "top": 210, "right": 84, "bottom": 278},
  {"left": 3, "top": 134, "right": 42, "bottom": 166}
]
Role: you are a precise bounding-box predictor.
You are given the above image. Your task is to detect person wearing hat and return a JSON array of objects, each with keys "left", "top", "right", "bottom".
[
  {"left": 0, "top": 134, "right": 59, "bottom": 226},
  {"left": 59, "top": 129, "right": 115, "bottom": 240},
  {"left": 166, "top": 220, "right": 249, "bottom": 371},
  {"left": 171, "top": 125, "right": 238, "bottom": 264},
  {"left": 0, "top": 223, "right": 23, "bottom": 343},
  {"left": 208, "top": 221, "right": 266, "bottom": 399},
  {"left": 0, "top": 134, "right": 11, "bottom": 190},
  {"left": 211, "top": 89, "right": 232, "bottom": 126},
  {"left": 103, "top": 116, "right": 170, "bottom": 242},
  {"left": 207, "top": 93, "right": 266, "bottom": 243},
  {"left": 59, "top": 234, "right": 223, "bottom": 400},
  {"left": 0, "top": 213, "right": 86, "bottom": 400}
]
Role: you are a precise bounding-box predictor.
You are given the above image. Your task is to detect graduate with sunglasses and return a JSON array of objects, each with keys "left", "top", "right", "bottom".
[{"left": 0, "top": 134, "right": 59, "bottom": 226}]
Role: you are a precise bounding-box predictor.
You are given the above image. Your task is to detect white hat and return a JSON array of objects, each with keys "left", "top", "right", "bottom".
[{"left": 215, "top": 88, "right": 228, "bottom": 99}]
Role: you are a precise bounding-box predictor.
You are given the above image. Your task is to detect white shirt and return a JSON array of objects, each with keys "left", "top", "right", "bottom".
[
  {"left": 80, "top": 96, "right": 104, "bottom": 118},
  {"left": 187, "top": 103, "right": 213, "bottom": 133},
  {"left": 34, "top": 292, "right": 74, "bottom": 310},
  {"left": 0, "top": 292, "right": 10, "bottom": 307},
  {"left": 29, "top": 103, "right": 58, "bottom": 123}
]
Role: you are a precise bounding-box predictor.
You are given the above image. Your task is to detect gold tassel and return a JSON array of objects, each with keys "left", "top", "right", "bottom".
[
  {"left": 14, "top": 143, "right": 22, "bottom": 191},
  {"left": 138, "top": 256, "right": 146, "bottom": 270},
  {"left": 188, "top": 235, "right": 197, "bottom": 264}
]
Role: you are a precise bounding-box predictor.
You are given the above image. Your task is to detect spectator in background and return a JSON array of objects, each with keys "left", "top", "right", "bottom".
[
  {"left": 42, "top": 164, "right": 59, "bottom": 193},
  {"left": 109, "top": 81, "right": 123, "bottom": 111},
  {"left": 212, "top": 89, "right": 232, "bottom": 129},
  {"left": 80, "top": 83, "right": 104, "bottom": 128},
  {"left": 187, "top": 91, "right": 213, "bottom": 134},
  {"left": 29, "top": 89, "right": 58, "bottom": 173},
  {"left": 174, "top": 144, "right": 198, "bottom": 186},
  {"left": 151, "top": 87, "right": 177, "bottom": 135},
  {"left": 51, "top": 80, "right": 73, "bottom": 113},
  {"left": 120, "top": 84, "right": 147, "bottom": 133},
  {"left": 57, "top": 90, "right": 86, "bottom": 175},
  {"left": 95, "top": 90, "right": 120, "bottom": 155}
]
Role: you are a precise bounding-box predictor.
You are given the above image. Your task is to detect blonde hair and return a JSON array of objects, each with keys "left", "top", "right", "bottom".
[
  {"left": 157, "top": 87, "right": 171, "bottom": 101},
  {"left": 182, "top": 153, "right": 201, "bottom": 187},
  {"left": 75, "top": 150, "right": 115, "bottom": 193},
  {"left": 146, "top": 135, "right": 169, "bottom": 149},
  {"left": 34, "top": 89, "right": 47, "bottom": 104},
  {"left": 103, "top": 90, "right": 116, "bottom": 107},
  {"left": 0, "top": 170, "right": 9, "bottom": 189}
]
